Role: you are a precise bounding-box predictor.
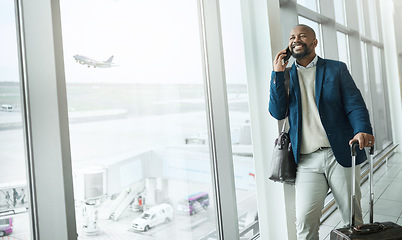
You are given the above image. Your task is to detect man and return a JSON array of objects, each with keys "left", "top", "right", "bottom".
[
  {"left": 13, "top": 188, "right": 20, "bottom": 207},
  {"left": 269, "top": 24, "right": 375, "bottom": 240}
]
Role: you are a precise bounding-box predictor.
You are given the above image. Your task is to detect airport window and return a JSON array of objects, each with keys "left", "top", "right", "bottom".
[
  {"left": 356, "top": 0, "right": 366, "bottom": 35},
  {"left": 368, "top": 0, "right": 379, "bottom": 41},
  {"left": 372, "top": 47, "right": 384, "bottom": 98},
  {"left": 334, "top": 0, "right": 346, "bottom": 25},
  {"left": 0, "top": 0, "right": 32, "bottom": 238},
  {"left": 360, "top": 40, "right": 382, "bottom": 148},
  {"left": 60, "top": 0, "right": 221, "bottom": 239},
  {"left": 360, "top": 42, "right": 371, "bottom": 104},
  {"left": 336, "top": 31, "right": 350, "bottom": 69},
  {"left": 219, "top": 0, "right": 258, "bottom": 237},
  {"left": 7, "top": 0, "right": 398, "bottom": 238},
  {"left": 297, "top": 0, "right": 319, "bottom": 12},
  {"left": 372, "top": 46, "right": 390, "bottom": 148}
]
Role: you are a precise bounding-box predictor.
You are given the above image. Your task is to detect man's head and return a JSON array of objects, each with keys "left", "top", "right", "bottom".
[{"left": 288, "top": 24, "right": 317, "bottom": 60}]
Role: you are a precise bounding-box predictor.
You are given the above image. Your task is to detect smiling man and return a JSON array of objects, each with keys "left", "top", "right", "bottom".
[{"left": 269, "top": 24, "right": 375, "bottom": 240}]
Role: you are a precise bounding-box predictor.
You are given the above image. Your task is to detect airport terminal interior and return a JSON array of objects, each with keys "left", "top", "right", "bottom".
[{"left": 0, "top": 0, "right": 402, "bottom": 239}]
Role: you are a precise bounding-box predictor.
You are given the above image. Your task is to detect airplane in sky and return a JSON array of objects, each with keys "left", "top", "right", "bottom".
[{"left": 73, "top": 55, "right": 117, "bottom": 68}]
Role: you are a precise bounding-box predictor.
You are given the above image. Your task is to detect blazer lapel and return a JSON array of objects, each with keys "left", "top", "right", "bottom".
[
  {"left": 289, "top": 63, "right": 301, "bottom": 158},
  {"left": 315, "top": 57, "right": 325, "bottom": 110},
  {"left": 289, "top": 63, "right": 299, "bottom": 101},
  {"left": 289, "top": 63, "right": 301, "bottom": 122}
]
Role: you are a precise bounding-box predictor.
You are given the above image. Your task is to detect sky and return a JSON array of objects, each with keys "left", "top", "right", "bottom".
[
  {"left": 60, "top": 0, "right": 247, "bottom": 84},
  {"left": 0, "top": 0, "right": 248, "bottom": 84},
  {"left": 0, "top": 1, "right": 20, "bottom": 82}
]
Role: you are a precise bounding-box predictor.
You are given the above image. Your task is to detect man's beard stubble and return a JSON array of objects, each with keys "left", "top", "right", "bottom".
[{"left": 291, "top": 43, "right": 313, "bottom": 60}]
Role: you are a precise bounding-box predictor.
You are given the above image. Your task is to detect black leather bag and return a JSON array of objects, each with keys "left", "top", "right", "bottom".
[
  {"left": 269, "top": 128, "right": 297, "bottom": 184},
  {"left": 269, "top": 68, "right": 297, "bottom": 184}
]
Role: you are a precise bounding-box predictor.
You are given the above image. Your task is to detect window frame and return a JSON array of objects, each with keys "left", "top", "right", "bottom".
[
  {"left": 17, "top": 0, "right": 82, "bottom": 238},
  {"left": 17, "top": 0, "right": 242, "bottom": 238}
]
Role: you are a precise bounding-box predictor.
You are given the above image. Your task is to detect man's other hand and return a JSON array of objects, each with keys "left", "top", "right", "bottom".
[{"left": 349, "top": 133, "right": 375, "bottom": 150}]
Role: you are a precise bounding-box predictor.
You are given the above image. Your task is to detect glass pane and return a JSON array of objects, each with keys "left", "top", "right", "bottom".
[
  {"left": 297, "top": 0, "right": 318, "bottom": 12},
  {"left": 357, "top": 0, "right": 365, "bottom": 35},
  {"left": 334, "top": 0, "right": 346, "bottom": 25},
  {"left": 372, "top": 46, "right": 388, "bottom": 148},
  {"left": 219, "top": 0, "right": 258, "bottom": 238},
  {"left": 60, "top": 0, "right": 218, "bottom": 239},
  {"left": 336, "top": 31, "right": 350, "bottom": 69},
  {"left": 360, "top": 41, "right": 375, "bottom": 133},
  {"left": 368, "top": 0, "right": 379, "bottom": 41},
  {"left": 0, "top": 1, "right": 32, "bottom": 239},
  {"left": 298, "top": 16, "right": 323, "bottom": 57},
  {"left": 360, "top": 42, "right": 370, "bottom": 102}
]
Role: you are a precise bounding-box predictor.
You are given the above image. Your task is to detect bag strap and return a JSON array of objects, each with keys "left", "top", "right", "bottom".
[
  {"left": 281, "top": 117, "right": 288, "bottom": 132},
  {"left": 281, "top": 68, "right": 291, "bottom": 133}
]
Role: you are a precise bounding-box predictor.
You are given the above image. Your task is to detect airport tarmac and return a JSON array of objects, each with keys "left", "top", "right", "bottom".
[
  {"left": 0, "top": 187, "right": 257, "bottom": 240},
  {"left": 74, "top": 186, "right": 257, "bottom": 240},
  {"left": 0, "top": 107, "right": 258, "bottom": 240}
]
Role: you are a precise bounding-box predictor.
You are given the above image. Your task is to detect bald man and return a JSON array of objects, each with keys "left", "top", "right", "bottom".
[{"left": 269, "top": 24, "right": 374, "bottom": 240}]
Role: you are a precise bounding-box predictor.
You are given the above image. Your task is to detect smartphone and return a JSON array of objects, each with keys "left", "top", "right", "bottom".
[{"left": 284, "top": 47, "right": 291, "bottom": 62}]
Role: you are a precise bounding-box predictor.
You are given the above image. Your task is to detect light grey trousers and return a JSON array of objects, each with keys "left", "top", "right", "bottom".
[{"left": 295, "top": 148, "right": 363, "bottom": 240}]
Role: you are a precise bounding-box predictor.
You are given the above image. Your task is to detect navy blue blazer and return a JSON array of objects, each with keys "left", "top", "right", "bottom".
[{"left": 269, "top": 57, "right": 373, "bottom": 167}]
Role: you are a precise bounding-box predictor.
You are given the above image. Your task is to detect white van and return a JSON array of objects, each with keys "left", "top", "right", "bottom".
[
  {"left": 1, "top": 105, "right": 13, "bottom": 112},
  {"left": 131, "top": 203, "right": 173, "bottom": 231}
]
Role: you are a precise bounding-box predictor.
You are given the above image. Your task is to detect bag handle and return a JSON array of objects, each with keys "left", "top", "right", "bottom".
[
  {"left": 353, "top": 222, "right": 386, "bottom": 234},
  {"left": 281, "top": 114, "right": 288, "bottom": 133},
  {"left": 350, "top": 141, "right": 375, "bottom": 226}
]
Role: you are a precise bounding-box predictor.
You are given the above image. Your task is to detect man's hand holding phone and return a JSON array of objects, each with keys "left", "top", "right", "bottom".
[{"left": 273, "top": 48, "right": 291, "bottom": 72}]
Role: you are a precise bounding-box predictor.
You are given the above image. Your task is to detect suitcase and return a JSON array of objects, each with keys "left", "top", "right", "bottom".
[{"left": 330, "top": 141, "right": 402, "bottom": 239}]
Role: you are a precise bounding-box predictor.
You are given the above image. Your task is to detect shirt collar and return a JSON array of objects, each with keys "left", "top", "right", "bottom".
[{"left": 295, "top": 54, "right": 318, "bottom": 69}]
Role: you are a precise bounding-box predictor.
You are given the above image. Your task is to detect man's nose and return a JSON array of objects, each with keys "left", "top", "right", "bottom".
[{"left": 291, "top": 38, "right": 302, "bottom": 46}]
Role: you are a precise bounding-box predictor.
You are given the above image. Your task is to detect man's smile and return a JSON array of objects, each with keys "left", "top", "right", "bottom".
[{"left": 292, "top": 43, "right": 305, "bottom": 51}]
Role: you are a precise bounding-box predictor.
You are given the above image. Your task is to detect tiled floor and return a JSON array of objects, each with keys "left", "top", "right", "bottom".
[{"left": 319, "top": 151, "right": 402, "bottom": 239}]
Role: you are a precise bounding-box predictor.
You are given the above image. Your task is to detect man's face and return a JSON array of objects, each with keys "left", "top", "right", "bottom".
[{"left": 288, "top": 26, "right": 317, "bottom": 60}]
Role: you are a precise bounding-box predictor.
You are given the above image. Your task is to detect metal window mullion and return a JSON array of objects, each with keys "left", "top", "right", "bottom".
[
  {"left": 14, "top": 0, "right": 39, "bottom": 239},
  {"left": 197, "top": 0, "right": 240, "bottom": 239},
  {"left": 18, "top": 0, "right": 77, "bottom": 239}
]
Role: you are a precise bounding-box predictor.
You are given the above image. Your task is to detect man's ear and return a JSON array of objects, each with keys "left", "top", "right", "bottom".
[{"left": 313, "top": 38, "right": 318, "bottom": 48}]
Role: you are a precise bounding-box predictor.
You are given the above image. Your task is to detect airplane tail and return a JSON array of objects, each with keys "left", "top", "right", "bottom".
[{"left": 105, "top": 55, "right": 114, "bottom": 63}]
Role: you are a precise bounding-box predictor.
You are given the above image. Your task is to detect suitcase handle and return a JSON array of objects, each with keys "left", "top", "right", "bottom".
[
  {"left": 353, "top": 222, "right": 386, "bottom": 234},
  {"left": 350, "top": 141, "right": 374, "bottom": 156},
  {"left": 350, "top": 141, "right": 375, "bottom": 226}
]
